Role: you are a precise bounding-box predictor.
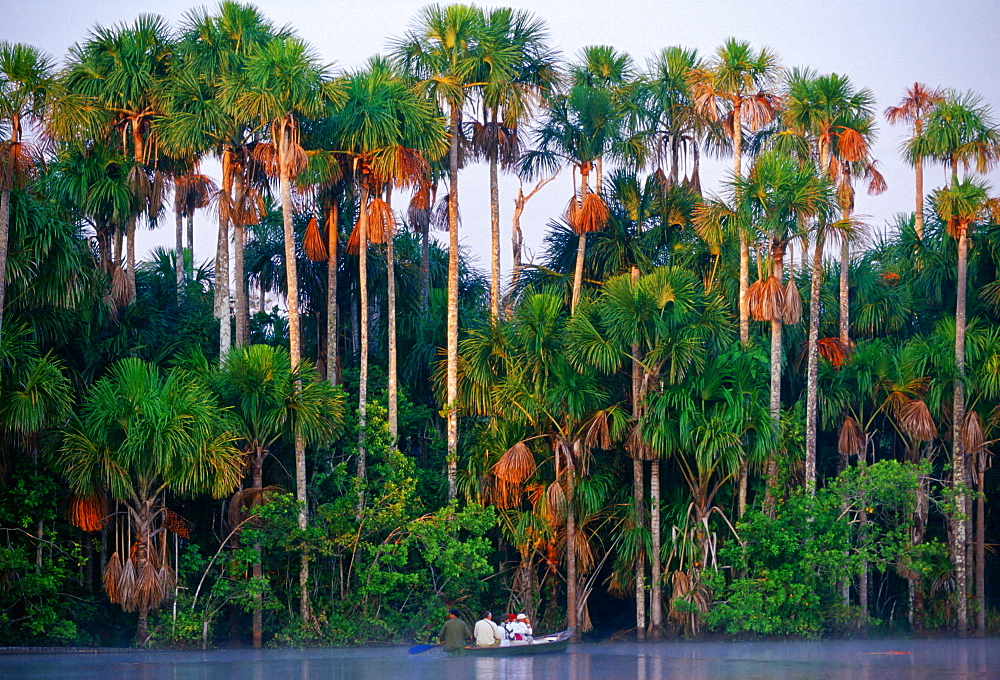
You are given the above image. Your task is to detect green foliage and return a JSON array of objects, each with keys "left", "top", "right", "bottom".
[{"left": 707, "top": 461, "right": 924, "bottom": 637}]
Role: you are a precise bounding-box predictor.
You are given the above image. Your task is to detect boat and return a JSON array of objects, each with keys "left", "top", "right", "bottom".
[{"left": 445, "top": 629, "right": 572, "bottom": 657}]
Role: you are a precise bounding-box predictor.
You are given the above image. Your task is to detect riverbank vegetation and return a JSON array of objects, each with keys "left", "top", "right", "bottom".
[{"left": 1, "top": 2, "right": 999, "bottom": 647}]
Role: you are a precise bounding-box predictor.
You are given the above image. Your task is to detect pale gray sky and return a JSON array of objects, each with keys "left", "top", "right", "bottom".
[{"left": 3, "top": 0, "right": 1000, "bottom": 275}]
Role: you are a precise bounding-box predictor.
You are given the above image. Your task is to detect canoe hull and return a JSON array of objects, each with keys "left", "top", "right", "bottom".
[{"left": 446, "top": 629, "right": 572, "bottom": 657}]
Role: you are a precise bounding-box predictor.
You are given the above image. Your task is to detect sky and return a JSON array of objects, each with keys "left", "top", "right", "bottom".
[{"left": 3, "top": 0, "right": 1000, "bottom": 277}]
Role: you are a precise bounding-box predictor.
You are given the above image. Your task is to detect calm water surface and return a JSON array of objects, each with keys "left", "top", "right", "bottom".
[{"left": 3, "top": 638, "right": 998, "bottom": 680}]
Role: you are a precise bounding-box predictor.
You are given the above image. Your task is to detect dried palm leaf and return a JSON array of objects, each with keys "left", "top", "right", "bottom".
[
  {"left": 110, "top": 265, "right": 129, "bottom": 308},
  {"left": 545, "top": 480, "right": 567, "bottom": 524},
  {"left": 303, "top": 215, "right": 327, "bottom": 262},
  {"left": 525, "top": 482, "right": 545, "bottom": 509},
  {"left": 104, "top": 551, "right": 123, "bottom": 604},
  {"left": 962, "top": 412, "right": 985, "bottom": 459},
  {"left": 568, "top": 191, "right": 608, "bottom": 234},
  {"left": 582, "top": 411, "right": 612, "bottom": 451},
  {"left": 898, "top": 399, "right": 936, "bottom": 442},
  {"left": 747, "top": 276, "right": 784, "bottom": 321},
  {"left": 838, "top": 416, "right": 865, "bottom": 458},
  {"left": 493, "top": 441, "right": 536, "bottom": 484},
  {"left": 572, "top": 528, "right": 595, "bottom": 575},
  {"left": 365, "top": 197, "right": 395, "bottom": 245},
  {"left": 117, "top": 557, "right": 137, "bottom": 611},
  {"left": 625, "top": 425, "right": 657, "bottom": 461},
  {"left": 781, "top": 280, "right": 802, "bottom": 324},
  {"left": 818, "top": 337, "right": 852, "bottom": 368},
  {"left": 489, "top": 478, "right": 523, "bottom": 510},
  {"left": 67, "top": 491, "right": 108, "bottom": 533}
]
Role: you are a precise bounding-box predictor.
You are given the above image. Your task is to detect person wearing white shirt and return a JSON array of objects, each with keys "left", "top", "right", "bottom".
[{"left": 473, "top": 611, "right": 502, "bottom": 647}]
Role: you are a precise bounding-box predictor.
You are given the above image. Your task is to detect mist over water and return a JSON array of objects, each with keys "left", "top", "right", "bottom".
[{"left": 3, "top": 638, "right": 997, "bottom": 680}]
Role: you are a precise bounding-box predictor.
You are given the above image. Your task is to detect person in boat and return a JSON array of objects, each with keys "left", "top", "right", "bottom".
[
  {"left": 508, "top": 613, "right": 533, "bottom": 644},
  {"left": 473, "top": 610, "right": 502, "bottom": 647},
  {"left": 439, "top": 609, "right": 472, "bottom": 652}
]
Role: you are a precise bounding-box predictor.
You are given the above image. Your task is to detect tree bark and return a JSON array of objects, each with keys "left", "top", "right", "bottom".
[
  {"left": 252, "top": 451, "right": 263, "bottom": 648},
  {"left": 489, "top": 116, "right": 501, "bottom": 321},
  {"left": 571, "top": 167, "right": 590, "bottom": 313},
  {"left": 357, "top": 182, "right": 370, "bottom": 516},
  {"left": 326, "top": 206, "right": 340, "bottom": 385},
  {"left": 0, "top": 188, "right": 10, "bottom": 337},
  {"left": 634, "top": 458, "right": 645, "bottom": 641},
  {"left": 952, "top": 227, "right": 968, "bottom": 635},
  {"left": 976, "top": 462, "right": 986, "bottom": 636},
  {"left": 278, "top": 124, "right": 309, "bottom": 625},
  {"left": 126, "top": 215, "right": 137, "bottom": 303},
  {"left": 233, "top": 173, "right": 248, "bottom": 348},
  {"left": 732, "top": 101, "right": 749, "bottom": 347},
  {"left": 839, "top": 201, "right": 851, "bottom": 345},
  {"left": 446, "top": 107, "right": 461, "bottom": 502},
  {"left": 386, "top": 194, "right": 398, "bottom": 446},
  {"left": 649, "top": 459, "right": 662, "bottom": 640},
  {"left": 174, "top": 193, "right": 184, "bottom": 297},
  {"left": 217, "top": 149, "right": 233, "bottom": 358},
  {"left": 567, "top": 442, "right": 578, "bottom": 641},
  {"left": 805, "top": 228, "right": 824, "bottom": 496}
]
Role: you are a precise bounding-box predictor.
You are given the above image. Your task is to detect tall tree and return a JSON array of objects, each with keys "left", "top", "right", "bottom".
[
  {"left": 230, "top": 32, "right": 339, "bottom": 625},
  {"left": 689, "top": 38, "right": 782, "bottom": 346},
  {"left": 214, "top": 344, "right": 344, "bottom": 647},
  {"left": 59, "top": 15, "right": 175, "bottom": 304},
  {"left": 783, "top": 71, "right": 877, "bottom": 495},
  {"left": 886, "top": 83, "right": 943, "bottom": 241},
  {"left": 931, "top": 177, "right": 997, "bottom": 636},
  {"left": 472, "top": 7, "right": 558, "bottom": 320},
  {"left": 58, "top": 358, "right": 242, "bottom": 644},
  {"left": 328, "top": 56, "right": 446, "bottom": 509},
  {"left": 0, "top": 42, "right": 53, "bottom": 339},
  {"left": 394, "top": 3, "right": 487, "bottom": 500}
]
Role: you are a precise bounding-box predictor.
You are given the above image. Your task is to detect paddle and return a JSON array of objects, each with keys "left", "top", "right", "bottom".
[{"left": 408, "top": 643, "right": 439, "bottom": 655}]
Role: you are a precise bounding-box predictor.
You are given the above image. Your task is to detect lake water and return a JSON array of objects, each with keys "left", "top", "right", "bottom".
[{"left": 2, "top": 638, "right": 997, "bottom": 680}]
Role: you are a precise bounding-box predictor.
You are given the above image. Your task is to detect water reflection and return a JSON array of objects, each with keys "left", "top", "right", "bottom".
[{"left": 2, "top": 638, "right": 997, "bottom": 680}]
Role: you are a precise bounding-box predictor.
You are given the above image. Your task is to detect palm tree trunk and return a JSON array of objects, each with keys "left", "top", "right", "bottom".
[
  {"left": 126, "top": 215, "right": 137, "bottom": 302},
  {"left": 571, "top": 169, "right": 590, "bottom": 313},
  {"left": 446, "top": 107, "right": 461, "bottom": 502},
  {"left": 358, "top": 182, "right": 370, "bottom": 516},
  {"left": 976, "top": 463, "right": 986, "bottom": 636},
  {"left": 805, "top": 228, "right": 824, "bottom": 496},
  {"left": 567, "top": 443, "right": 578, "bottom": 641},
  {"left": 914, "top": 155, "right": 924, "bottom": 240},
  {"left": 0, "top": 188, "right": 10, "bottom": 337},
  {"left": 233, "top": 173, "right": 248, "bottom": 348},
  {"left": 732, "top": 101, "right": 749, "bottom": 347},
  {"left": 217, "top": 150, "right": 233, "bottom": 358},
  {"left": 511, "top": 188, "right": 524, "bottom": 298},
  {"left": 174, "top": 196, "right": 184, "bottom": 297},
  {"left": 186, "top": 213, "right": 194, "bottom": 274},
  {"left": 278, "top": 128, "right": 309, "bottom": 626},
  {"left": 489, "top": 120, "right": 501, "bottom": 321},
  {"left": 839, "top": 202, "right": 851, "bottom": 345},
  {"left": 952, "top": 228, "right": 968, "bottom": 635},
  {"left": 634, "top": 458, "right": 645, "bottom": 640},
  {"left": 326, "top": 206, "right": 340, "bottom": 385},
  {"left": 252, "top": 452, "right": 263, "bottom": 648},
  {"left": 386, "top": 197, "right": 398, "bottom": 447},
  {"left": 649, "top": 458, "right": 662, "bottom": 640}
]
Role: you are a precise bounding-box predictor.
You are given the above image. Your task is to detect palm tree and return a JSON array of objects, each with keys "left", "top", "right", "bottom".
[
  {"left": 59, "top": 16, "right": 175, "bottom": 304},
  {"left": 689, "top": 38, "right": 782, "bottom": 345},
  {"left": 0, "top": 42, "right": 53, "bottom": 340},
  {"left": 783, "top": 71, "right": 877, "bottom": 495},
  {"left": 162, "top": 2, "right": 284, "bottom": 354},
  {"left": 472, "top": 7, "right": 558, "bottom": 320},
  {"left": 230, "top": 32, "right": 339, "bottom": 625},
  {"left": 521, "top": 79, "right": 627, "bottom": 311},
  {"left": 326, "top": 56, "right": 446, "bottom": 509},
  {"left": 58, "top": 358, "right": 242, "bottom": 644},
  {"left": 567, "top": 266, "right": 730, "bottom": 639},
  {"left": 931, "top": 177, "right": 998, "bottom": 635},
  {"left": 886, "top": 83, "right": 943, "bottom": 240},
  {"left": 214, "top": 344, "right": 344, "bottom": 647},
  {"left": 394, "top": 3, "right": 487, "bottom": 501},
  {"left": 637, "top": 46, "right": 701, "bottom": 188}
]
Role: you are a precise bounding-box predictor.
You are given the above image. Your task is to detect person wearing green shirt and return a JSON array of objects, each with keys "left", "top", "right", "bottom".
[{"left": 439, "top": 609, "right": 472, "bottom": 652}]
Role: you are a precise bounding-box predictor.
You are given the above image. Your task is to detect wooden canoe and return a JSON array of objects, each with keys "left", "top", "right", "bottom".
[{"left": 446, "top": 629, "right": 572, "bottom": 657}]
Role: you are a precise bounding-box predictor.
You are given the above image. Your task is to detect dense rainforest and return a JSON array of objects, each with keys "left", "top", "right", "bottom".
[{"left": 1, "top": 1, "right": 999, "bottom": 648}]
